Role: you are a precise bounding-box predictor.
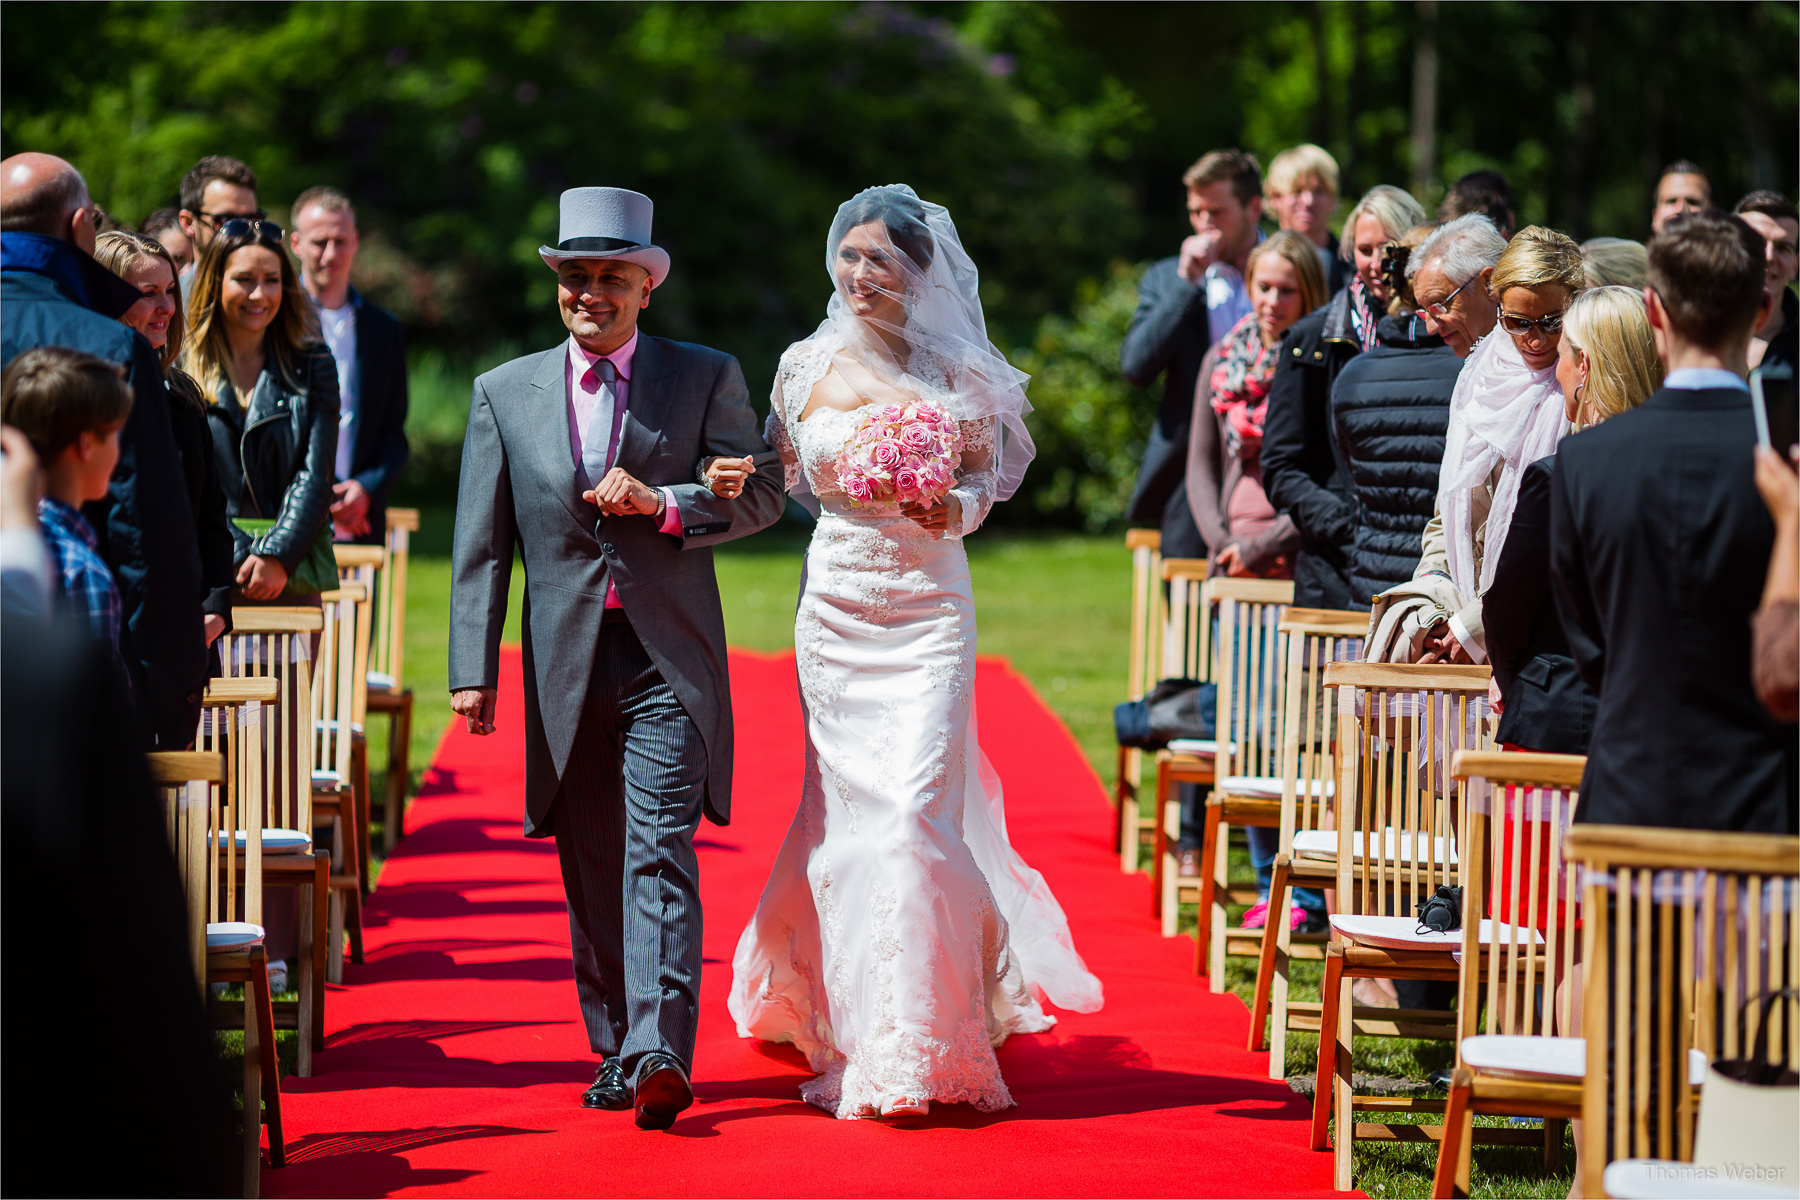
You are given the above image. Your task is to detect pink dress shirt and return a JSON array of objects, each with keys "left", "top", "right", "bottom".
[{"left": 565, "top": 332, "right": 683, "bottom": 608}]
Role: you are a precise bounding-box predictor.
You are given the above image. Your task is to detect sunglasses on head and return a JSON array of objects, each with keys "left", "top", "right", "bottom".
[
  {"left": 219, "top": 218, "right": 285, "bottom": 244},
  {"left": 1498, "top": 309, "right": 1566, "bottom": 338}
]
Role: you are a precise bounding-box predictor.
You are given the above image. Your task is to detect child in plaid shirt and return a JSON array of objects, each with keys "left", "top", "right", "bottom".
[{"left": 1, "top": 347, "right": 134, "bottom": 681}]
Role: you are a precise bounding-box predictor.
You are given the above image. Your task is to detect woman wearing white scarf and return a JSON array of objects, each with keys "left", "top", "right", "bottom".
[{"left": 1413, "top": 226, "right": 1587, "bottom": 663}]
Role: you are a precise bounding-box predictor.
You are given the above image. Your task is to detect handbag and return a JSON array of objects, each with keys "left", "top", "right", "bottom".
[
  {"left": 231, "top": 517, "right": 337, "bottom": 597},
  {"left": 1113, "top": 679, "right": 1217, "bottom": 750},
  {"left": 1692, "top": 989, "right": 1800, "bottom": 1182}
]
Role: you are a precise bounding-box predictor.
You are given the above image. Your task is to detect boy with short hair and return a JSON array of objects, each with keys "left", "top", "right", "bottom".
[
  {"left": 1551, "top": 211, "right": 1795, "bottom": 833},
  {"left": 0, "top": 346, "right": 133, "bottom": 678}
]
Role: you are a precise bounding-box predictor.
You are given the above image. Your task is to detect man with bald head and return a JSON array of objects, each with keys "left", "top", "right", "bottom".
[{"left": 1, "top": 153, "right": 206, "bottom": 747}]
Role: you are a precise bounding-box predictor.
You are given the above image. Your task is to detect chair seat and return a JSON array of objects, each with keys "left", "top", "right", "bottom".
[
  {"left": 1219, "top": 775, "right": 1334, "bottom": 800},
  {"left": 207, "top": 921, "right": 265, "bottom": 952},
  {"left": 1292, "top": 826, "right": 1458, "bottom": 865},
  {"left": 1603, "top": 1159, "right": 1797, "bottom": 1199},
  {"left": 215, "top": 828, "right": 313, "bottom": 855},
  {"left": 367, "top": 670, "right": 398, "bottom": 692},
  {"left": 1461, "top": 1034, "right": 1584, "bottom": 1080},
  {"left": 313, "top": 769, "right": 345, "bottom": 788},
  {"left": 1166, "top": 738, "right": 1217, "bottom": 758},
  {"left": 1330, "top": 914, "right": 1542, "bottom": 952}
]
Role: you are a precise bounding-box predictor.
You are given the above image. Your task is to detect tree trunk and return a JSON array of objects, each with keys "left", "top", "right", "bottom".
[{"left": 1409, "top": 0, "right": 1439, "bottom": 197}]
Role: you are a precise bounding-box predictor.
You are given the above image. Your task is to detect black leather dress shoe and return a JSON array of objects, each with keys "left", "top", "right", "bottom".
[
  {"left": 633, "top": 1052, "right": 693, "bottom": 1131},
  {"left": 582, "top": 1059, "right": 632, "bottom": 1110}
]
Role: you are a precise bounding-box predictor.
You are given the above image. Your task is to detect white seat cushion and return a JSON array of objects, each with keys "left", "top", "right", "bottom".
[
  {"left": 215, "top": 828, "right": 312, "bottom": 855},
  {"left": 1330, "top": 914, "right": 1543, "bottom": 952},
  {"left": 313, "top": 769, "right": 345, "bottom": 788},
  {"left": 1218, "top": 775, "right": 1334, "bottom": 800},
  {"left": 206, "top": 921, "right": 265, "bottom": 952},
  {"left": 1603, "top": 1159, "right": 1797, "bottom": 1199},
  {"left": 1290, "top": 827, "right": 1457, "bottom": 866},
  {"left": 1461, "top": 1034, "right": 1585, "bottom": 1080},
  {"left": 367, "top": 670, "right": 398, "bottom": 692},
  {"left": 1166, "top": 738, "right": 1217, "bottom": 758}
]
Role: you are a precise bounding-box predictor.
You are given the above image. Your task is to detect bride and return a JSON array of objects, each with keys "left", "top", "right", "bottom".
[{"left": 721, "top": 185, "right": 1103, "bottom": 1119}]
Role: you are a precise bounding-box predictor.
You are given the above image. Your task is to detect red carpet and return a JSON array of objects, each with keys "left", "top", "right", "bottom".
[{"left": 268, "top": 648, "right": 1347, "bottom": 1198}]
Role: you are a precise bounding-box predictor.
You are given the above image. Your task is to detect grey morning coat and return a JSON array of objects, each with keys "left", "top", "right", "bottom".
[{"left": 448, "top": 335, "right": 786, "bottom": 836}]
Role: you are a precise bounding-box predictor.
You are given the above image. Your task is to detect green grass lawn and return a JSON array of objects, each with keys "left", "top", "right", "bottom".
[{"left": 341, "top": 509, "right": 1568, "bottom": 1199}]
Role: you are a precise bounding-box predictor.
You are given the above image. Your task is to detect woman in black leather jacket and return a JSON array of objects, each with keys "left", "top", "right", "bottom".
[{"left": 180, "top": 219, "right": 337, "bottom": 600}]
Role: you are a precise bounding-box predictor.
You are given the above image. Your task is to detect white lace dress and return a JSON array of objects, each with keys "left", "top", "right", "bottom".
[{"left": 726, "top": 342, "right": 1103, "bottom": 1119}]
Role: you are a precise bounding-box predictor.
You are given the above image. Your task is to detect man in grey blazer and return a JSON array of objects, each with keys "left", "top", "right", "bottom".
[{"left": 448, "top": 188, "right": 784, "bottom": 1130}]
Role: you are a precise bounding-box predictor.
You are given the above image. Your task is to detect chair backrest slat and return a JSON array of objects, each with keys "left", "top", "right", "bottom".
[
  {"left": 379, "top": 507, "right": 420, "bottom": 688},
  {"left": 1277, "top": 610, "right": 1365, "bottom": 847}
]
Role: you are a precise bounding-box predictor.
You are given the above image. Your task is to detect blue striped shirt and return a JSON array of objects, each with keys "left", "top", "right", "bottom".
[{"left": 39, "top": 497, "right": 127, "bottom": 685}]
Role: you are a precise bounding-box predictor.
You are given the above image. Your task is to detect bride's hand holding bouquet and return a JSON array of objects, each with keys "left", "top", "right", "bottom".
[{"left": 835, "top": 400, "right": 962, "bottom": 532}]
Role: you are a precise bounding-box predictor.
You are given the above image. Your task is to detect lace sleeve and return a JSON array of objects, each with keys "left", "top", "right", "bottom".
[
  {"left": 765, "top": 369, "right": 804, "bottom": 497},
  {"left": 948, "top": 416, "right": 999, "bottom": 539}
]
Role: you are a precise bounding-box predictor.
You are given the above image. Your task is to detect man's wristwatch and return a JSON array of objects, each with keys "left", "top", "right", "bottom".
[{"left": 653, "top": 489, "right": 667, "bottom": 519}]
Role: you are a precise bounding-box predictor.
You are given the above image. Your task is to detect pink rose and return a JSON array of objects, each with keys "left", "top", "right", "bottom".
[
  {"left": 900, "top": 423, "right": 934, "bottom": 451},
  {"left": 843, "top": 475, "right": 874, "bottom": 502},
  {"left": 894, "top": 467, "right": 922, "bottom": 496},
  {"left": 872, "top": 439, "right": 903, "bottom": 470},
  {"left": 879, "top": 404, "right": 905, "bottom": 423}
]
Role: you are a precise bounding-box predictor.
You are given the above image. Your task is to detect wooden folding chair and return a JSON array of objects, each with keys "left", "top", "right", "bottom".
[
  {"left": 1185, "top": 578, "right": 1294, "bottom": 983},
  {"left": 1144, "top": 557, "right": 1216, "bottom": 888},
  {"left": 333, "top": 547, "right": 384, "bottom": 882},
  {"left": 1113, "top": 528, "right": 1162, "bottom": 855},
  {"left": 1247, "top": 608, "right": 1365, "bottom": 1075},
  {"left": 1567, "top": 825, "right": 1799, "bottom": 1199},
  {"left": 367, "top": 507, "right": 419, "bottom": 852},
  {"left": 150, "top": 747, "right": 284, "bottom": 1195},
  {"left": 308, "top": 588, "right": 370, "bottom": 981},
  {"left": 1431, "top": 751, "right": 1585, "bottom": 1197},
  {"left": 1310, "top": 661, "right": 1495, "bottom": 1191}
]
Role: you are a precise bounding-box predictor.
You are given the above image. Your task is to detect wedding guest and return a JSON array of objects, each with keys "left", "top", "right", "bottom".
[
  {"left": 1403, "top": 222, "right": 1579, "bottom": 665},
  {"left": 1751, "top": 443, "right": 1798, "bottom": 723},
  {"left": 1264, "top": 144, "right": 1348, "bottom": 294},
  {"left": 1578, "top": 237, "right": 1648, "bottom": 288},
  {"left": 1262, "top": 184, "right": 1425, "bottom": 610},
  {"left": 1552, "top": 211, "right": 1795, "bottom": 831},
  {"left": 174, "top": 155, "right": 260, "bottom": 284},
  {"left": 1733, "top": 190, "right": 1798, "bottom": 371},
  {"left": 1650, "top": 160, "right": 1710, "bottom": 234},
  {"left": 289, "top": 187, "right": 410, "bottom": 543},
  {"left": 181, "top": 217, "right": 338, "bottom": 600},
  {"left": 0, "top": 425, "right": 50, "bottom": 618},
  {"left": 93, "top": 231, "right": 233, "bottom": 643},
  {"left": 1438, "top": 169, "right": 1516, "bottom": 240},
  {"left": 1330, "top": 224, "right": 1461, "bottom": 605},
  {"left": 140, "top": 207, "right": 194, "bottom": 275},
  {"left": 0, "top": 347, "right": 133, "bottom": 678},
  {"left": 1121, "top": 148, "right": 1264, "bottom": 559},
  {"left": 0, "top": 152, "right": 206, "bottom": 748},
  {"left": 1180, "top": 232, "right": 1327, "bottom": 913},
  {"left": 1484, "top": 286, "right": 1662, "bottom": 754}
]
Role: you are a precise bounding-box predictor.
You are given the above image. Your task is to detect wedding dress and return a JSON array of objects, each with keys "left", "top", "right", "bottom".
[{"left": 727, "top": 186, "right": 1103, "bottom": 1119}]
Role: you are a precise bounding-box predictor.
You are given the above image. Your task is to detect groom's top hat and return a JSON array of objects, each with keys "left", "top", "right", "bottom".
[{"left": 539, "top": 187, "right": 670, "bottom": 287}]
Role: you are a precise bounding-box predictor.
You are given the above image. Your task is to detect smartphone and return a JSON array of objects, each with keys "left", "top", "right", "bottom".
[{"left": 1751, "top": 363, "right": 1797, "bottom": 453}]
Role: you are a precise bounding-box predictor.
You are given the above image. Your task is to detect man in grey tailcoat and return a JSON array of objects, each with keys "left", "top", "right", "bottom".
[{"left": 448, "top": 188, "right": 784, "bottom": 1130}]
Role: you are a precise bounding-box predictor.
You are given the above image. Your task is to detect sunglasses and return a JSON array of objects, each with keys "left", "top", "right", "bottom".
[
  {"left": 1498, "top": 309, "right": 1566, "bottom": 338},
  {"left": 218, "top": 218, "right": 286, "bottom": 244},
  {"left": 1419, "top": 276, "right": 1472, "bottom": 320},
  {"left": 199, "top": 208, "right": 268, "bottom": 225}
]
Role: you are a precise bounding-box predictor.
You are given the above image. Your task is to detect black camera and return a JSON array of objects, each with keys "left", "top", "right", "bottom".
[{"left": 1379, "top": 242, "right": 1411, "bottom": 297}]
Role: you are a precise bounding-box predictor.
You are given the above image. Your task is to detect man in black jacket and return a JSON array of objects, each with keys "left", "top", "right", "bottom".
[
  {"left": 1330, "top": 311, "right": 1460, "bottom": 605},
  {"left": 1120, "top": 149, "right": 1263, "bottom": 558},
  {"left": 1552, "top": 211, "right": 1796, "bottom": 832},
  {"left": 1734, "top": 190, "right": 1798, "bottom": 374},
  {"left": 291, "top": 187, "right": 409, "bottom": 544},
  {"left": 0, "top": 153, "right": 206, "bottom": 748}
]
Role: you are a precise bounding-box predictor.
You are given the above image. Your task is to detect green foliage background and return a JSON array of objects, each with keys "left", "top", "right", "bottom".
[{"left": 4, "top": 1, "right": 1795, "bottom": 525}]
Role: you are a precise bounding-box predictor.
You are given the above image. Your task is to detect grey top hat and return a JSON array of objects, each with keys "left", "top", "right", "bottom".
[{"left": 539, "top": 187, "right": 670, "bottom": 287}]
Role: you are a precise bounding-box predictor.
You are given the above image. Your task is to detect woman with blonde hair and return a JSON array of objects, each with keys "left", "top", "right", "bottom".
[
  {"left": 1402, "top": 225, "right": 1585, "bottom": 664},
  {"left": 1181, "top": 230, "right": 1325, "bottom": 923},
  {"left": 1578, "top": 236, "right": 1649, "bottom": 289},
  {"left": 93, "top": 229, "right": 234, "bottom": 641},
  {"left": 181, "top": 218, "right": 337, "bottom": 603},
  {"left": 1484, "top": 285, "right": 1662, "bottom": 752}
]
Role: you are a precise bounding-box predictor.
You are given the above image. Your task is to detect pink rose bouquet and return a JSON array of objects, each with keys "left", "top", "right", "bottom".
[{"left": 834, "top": 400, "right": 962, "bottom": 507}]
